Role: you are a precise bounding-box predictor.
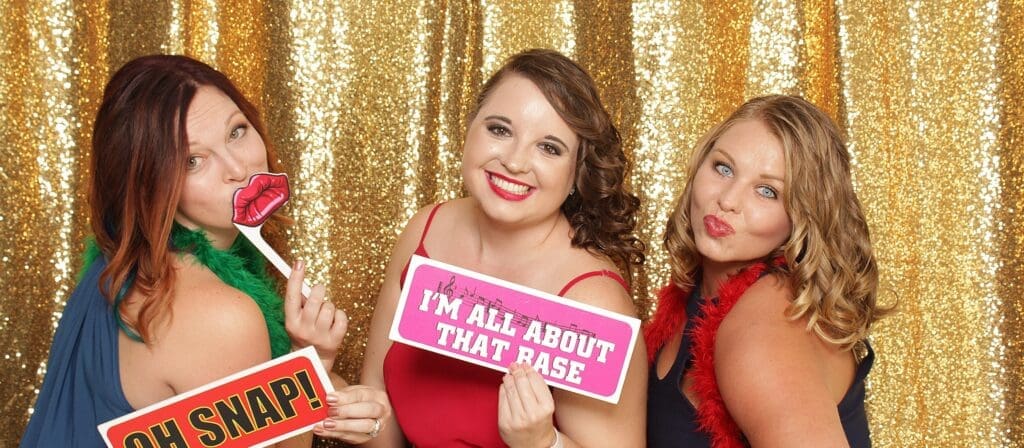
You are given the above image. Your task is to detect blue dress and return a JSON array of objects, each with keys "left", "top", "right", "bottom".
[{"left": 20, "top": 257, "right": 134, "bottom": 447}]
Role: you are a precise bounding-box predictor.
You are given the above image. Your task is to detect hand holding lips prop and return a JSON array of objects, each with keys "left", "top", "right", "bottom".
[{"left": 233, "top": 172, "right": 313, "bottom": 298}]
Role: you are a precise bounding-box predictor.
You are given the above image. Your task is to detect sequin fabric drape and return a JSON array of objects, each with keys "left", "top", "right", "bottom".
[{"left": 1, "top": 1, "right": 1021, "bottom": 446}]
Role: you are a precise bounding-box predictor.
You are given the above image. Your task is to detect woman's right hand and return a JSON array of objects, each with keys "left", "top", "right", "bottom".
[
  {"left": 312, "top": 384, "right": 393, "bottom": 444},
  {"left": 284, "top": 260, "right": 348, "bottom": 372}
]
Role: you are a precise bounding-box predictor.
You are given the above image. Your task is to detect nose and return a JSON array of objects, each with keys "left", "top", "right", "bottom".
[
  {"left": 500, "top": 143, "right": 531, "bottom": 174},
  {"left": 717, "top": 181, "right": 741, "bottom": 213},
  {"left": 222, "top": 151, "right": 249, "bottom": 183}
]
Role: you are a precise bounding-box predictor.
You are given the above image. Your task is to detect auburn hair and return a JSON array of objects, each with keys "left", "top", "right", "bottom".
[
  {"left": 470, "top": 48, "right": 646, "bottom": 284},
  {"left": 89, "top": 54, "right": 287, "bottom": 343},
  {"left": 664, "top": 95, "right": 891, "bottom": 348}
]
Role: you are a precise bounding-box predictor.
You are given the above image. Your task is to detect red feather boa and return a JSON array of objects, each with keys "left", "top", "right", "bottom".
[{"left": 643, "top": 260, "right": 781, "bottom": 448}]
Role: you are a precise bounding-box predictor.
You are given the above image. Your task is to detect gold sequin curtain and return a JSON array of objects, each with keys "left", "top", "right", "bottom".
[{"left": 1, "top": 1, "right": 1021, "bottom": 446}]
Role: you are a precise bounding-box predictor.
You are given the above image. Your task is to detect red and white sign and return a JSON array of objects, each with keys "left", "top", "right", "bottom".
[
  {"left": 389, "top": 255, "right": 640, "bottom": 404},
  {"left": 98, "top": 347, "right": 332, "bottom": 448}
]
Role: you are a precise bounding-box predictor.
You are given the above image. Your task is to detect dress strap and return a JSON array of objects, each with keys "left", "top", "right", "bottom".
[
  {"left": 400, "top": 203, "right": 445, "bottom": 286},
  {"left": 557, "top": 269, "right": 628, "bottom": 296},
  {"left": 416, "top": 202, "right": 444, "bottom": 255}
]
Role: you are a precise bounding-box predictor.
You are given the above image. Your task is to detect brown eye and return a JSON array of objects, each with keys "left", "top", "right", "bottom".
[
  {"left": 229, "top": 124, "right": 248, "bottom": 140},
  {"left": 487, "top": 124, "right": 511, "bottom": 137}
]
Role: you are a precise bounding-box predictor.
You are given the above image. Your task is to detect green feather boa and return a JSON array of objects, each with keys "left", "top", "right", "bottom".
[{"left": 84, "top": 224, "right": 290, "bottom": 358}]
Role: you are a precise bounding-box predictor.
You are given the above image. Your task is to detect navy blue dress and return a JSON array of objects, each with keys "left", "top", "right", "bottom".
[
  {"left": 20, "top": 257, "right": 134, "bottom": 447},
  {"left": 647, "top": 287, "right": 874, "bottom": 447}
]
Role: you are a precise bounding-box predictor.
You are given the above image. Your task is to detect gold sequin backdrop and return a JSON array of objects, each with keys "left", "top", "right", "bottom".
[{"left": 0, "top": 0, "right": 1021, "bottom": 445}]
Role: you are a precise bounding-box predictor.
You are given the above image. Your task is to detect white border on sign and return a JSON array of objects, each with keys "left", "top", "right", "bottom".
[
  {"left": 97, "top": 346, "right": 333, "bottom": 448},
  {"left": 388, "top": 255, "right": 640, "bottom": 404}
]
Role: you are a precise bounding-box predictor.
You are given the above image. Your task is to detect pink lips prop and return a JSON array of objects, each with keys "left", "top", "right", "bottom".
[
  {"left": 233, "top": 172, "right": 290, "bottom": 227},
  {"left": 232, "top": 172, "right": 312, "bottom": 298}
]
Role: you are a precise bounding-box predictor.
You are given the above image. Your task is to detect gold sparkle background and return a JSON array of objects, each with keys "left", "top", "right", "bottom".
[{"left": 1, "top": 1, "right": 1021, "bottom": 446}]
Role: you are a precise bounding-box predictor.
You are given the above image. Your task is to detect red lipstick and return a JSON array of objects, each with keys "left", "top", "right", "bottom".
[
  {"left": 703, "top": 215, "right": 734, "bottom": 238},
  {"left": 486, "top": 172, "right": 533, "bottom": 201}
]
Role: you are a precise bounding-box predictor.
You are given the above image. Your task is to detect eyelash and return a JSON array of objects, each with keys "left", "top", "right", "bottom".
[
  {"left": 229, "top": 124, "right": 248, "bottom": 140},
  {"left": 487, "top": 124, "right": 511, "bottom": 137},
  {"left": 540, "top": 143, "right": 561, "bottom": 156}
]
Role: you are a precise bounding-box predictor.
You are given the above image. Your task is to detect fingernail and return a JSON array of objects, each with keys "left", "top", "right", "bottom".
[
  {"left": 297, "top": 260, "right": 305, "bottom": 271},
  {"left": 323, "top": 419, "right": 336, "bottom": 429},
  {"left": 326, "top": 395, "right": 337, "bottom": 405}
]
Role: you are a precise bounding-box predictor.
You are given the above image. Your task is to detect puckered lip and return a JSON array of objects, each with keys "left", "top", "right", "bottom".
[{"left": 703, "top": 214, "right": 735, "bottom": 238}]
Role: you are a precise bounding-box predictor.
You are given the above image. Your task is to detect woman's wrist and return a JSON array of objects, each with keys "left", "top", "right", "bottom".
[{"left": 548, "top": 429, "right": 563, "bottom": 448}]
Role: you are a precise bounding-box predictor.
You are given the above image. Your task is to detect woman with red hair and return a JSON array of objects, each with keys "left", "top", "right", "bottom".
[{"left": 21, "top": 55, "right": 388, "bottom": 447}]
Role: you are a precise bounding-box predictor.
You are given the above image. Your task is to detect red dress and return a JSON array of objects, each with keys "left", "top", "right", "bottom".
[{"left": 383, "top": 203, "right": 627, "bottom": 447}]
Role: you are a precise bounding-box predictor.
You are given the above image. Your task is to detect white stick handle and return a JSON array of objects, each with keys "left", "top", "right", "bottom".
[{"left": 236, "top": 224, "right": 313, "bottom": 298}]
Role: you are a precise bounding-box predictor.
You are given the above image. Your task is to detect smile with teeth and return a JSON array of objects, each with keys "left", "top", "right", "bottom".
[{"left": 487, "top": 172, "right": 532, "bottom": 198}]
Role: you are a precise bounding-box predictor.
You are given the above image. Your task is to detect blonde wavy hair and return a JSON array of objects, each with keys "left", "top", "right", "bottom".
[{"left": 664, "top": 95, "right": 890, "bottom": 349}]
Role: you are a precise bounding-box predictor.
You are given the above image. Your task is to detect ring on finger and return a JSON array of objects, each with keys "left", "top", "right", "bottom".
[{"left": 367, "top": 417, "right": 381, "bottom": 438}]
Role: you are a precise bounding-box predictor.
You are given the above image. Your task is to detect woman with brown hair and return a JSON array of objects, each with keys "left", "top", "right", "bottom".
[
  {"left": 645, "top": 95, "right": 890, "bottom": 447},
  {"left": 20, "top": 55, "right": 388, "bottom": 447},
  {"left": 361, "top": 48, "right": 648, "bottom": 447}
]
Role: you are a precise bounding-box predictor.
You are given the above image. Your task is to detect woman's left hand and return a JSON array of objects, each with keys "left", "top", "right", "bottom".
[
  {"left": 284, "top": 260, "right": 348, "bottom": 372},
  {"left": 312, "top": 384, "right": 392, "bottom": 444},
  {"left": 498, "top": 362, "right": 558, "bottom": 448}
]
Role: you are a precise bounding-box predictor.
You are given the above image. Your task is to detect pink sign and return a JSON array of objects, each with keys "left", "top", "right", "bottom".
[{"left": 389, "top": 255, "right": 640, "bottom": 403}]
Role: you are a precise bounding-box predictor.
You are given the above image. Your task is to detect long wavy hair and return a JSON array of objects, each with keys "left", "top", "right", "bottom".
[
  {"left": 90, "top": 54, "right": 288, "bottom": 343},
  {"left": 470, "top": 48, "right": 646, "bottom": 284},
  {"left": 664, "top": 95, "right": 889, "bottom": 348}
]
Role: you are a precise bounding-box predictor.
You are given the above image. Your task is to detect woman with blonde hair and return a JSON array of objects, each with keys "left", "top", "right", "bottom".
[{"left": 645, "top": 95, "right": 889, "bottom": 447}]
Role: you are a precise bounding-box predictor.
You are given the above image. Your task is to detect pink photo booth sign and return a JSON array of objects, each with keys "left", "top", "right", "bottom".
[{"left": 389, "top": 255, "right": 640, "bottom": 404}]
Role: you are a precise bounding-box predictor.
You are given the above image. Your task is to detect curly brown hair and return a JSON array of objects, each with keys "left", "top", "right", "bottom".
[
  {"left": 471, "top": 49, "right": 646, "bottom": 284},
  {"left": 664, "top": 95, "right": 890, "bottom": 349}
]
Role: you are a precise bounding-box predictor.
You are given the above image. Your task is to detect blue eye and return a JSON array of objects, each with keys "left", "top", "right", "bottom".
[
  {"left": 714, "top": 162, "right": 733, "bottom": 177},
  {"left": 757, "top": 185, "right": 778, "bottom": 199}
]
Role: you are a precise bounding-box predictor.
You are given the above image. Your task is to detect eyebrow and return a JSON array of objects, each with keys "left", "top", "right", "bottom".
[
  {"left": 188, "top": 110, "right": 245, "bottom": 147},
  {"left": 711, "top": 147, "right": 785, "bottom": 182},
  {"left": 483, "top": 114, "right": 570, "bottom": 150}
]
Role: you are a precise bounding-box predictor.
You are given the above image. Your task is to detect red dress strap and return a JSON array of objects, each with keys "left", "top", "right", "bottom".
[
  {"left": 557, "top": 269, "right": 628, "bottom": 296},
  {"left": 399, "top": 203, "right": 444, "bottom": 285}
]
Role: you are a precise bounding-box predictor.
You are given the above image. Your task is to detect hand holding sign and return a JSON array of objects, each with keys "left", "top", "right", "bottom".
[
  {"left": 498, "top": 363, "right": 558, "bottom": 448},
  {"left": 232, "top": 172, "right": 312, "bottom": 298}
]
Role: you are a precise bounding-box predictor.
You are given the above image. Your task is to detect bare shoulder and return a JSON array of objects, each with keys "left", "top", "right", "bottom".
[
  {"left": 155, "top": 257, "right": 271, "bottom": 391},
  {"left": 556, "top": 250, "right": 636, "bottom": 318},
  {"left": 716, "top": 273, "right": 813, "bottom": 379},
  {"left": 169, "top": 258, "right": 268, "bottom": 339},
  {"left": 714, "top": 274, "right": 848, "bottom": 445}
]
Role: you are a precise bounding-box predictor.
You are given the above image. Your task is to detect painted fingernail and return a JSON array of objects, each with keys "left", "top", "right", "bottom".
[
  {"left": 323, "top": 419, "right": 336, "bottom": 429},
  {"left": 297, "top": 260, "right": 305, "bottom": 271},
  {"left": 326, "top": 395, "right": 338, "bottom": 404}
]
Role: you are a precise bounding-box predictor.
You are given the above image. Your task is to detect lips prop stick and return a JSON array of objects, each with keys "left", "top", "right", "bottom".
[{"left": 232, "top": 172, "right": 312, "bottom": 298}]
